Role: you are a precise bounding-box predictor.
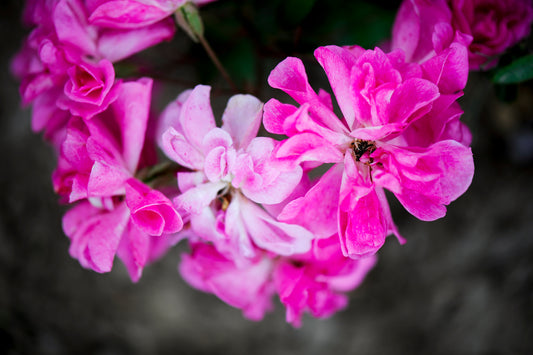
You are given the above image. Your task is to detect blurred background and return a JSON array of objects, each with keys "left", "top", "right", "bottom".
[{"left": 1, "top": 1, "right": 533, "bottom": 354}]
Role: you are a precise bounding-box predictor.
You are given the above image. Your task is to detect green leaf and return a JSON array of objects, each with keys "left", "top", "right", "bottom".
[{"left": 493, "top": 54, "right": 533, "bottom": 84}]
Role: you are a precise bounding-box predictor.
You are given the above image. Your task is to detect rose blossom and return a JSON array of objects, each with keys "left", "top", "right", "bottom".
[
  {"left": 264, "top": 44, "right": 474, "bottom": 258},
  {"left": 392, "top": 0, "right": 533, "bottom": 69},
  {"left": 160, "top": 85, "right": 313, "bottom": 262}
]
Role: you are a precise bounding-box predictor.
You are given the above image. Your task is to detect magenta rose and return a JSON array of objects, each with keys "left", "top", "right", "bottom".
[
  {"left": 450, "top": 0, "right": 533, "bottom": 69},
  {"left": 58, "top": 59, "right": 119, "bottom": 119}
]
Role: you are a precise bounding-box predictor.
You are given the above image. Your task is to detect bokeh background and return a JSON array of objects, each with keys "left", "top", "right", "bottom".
[{"left": 2, "top": 1, "right": 533, "bottom": 354}]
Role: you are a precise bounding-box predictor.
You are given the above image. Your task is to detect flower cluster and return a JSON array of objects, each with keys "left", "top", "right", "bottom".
[{"left": 12, "top": 0, "right": 532, "bottom": 325}]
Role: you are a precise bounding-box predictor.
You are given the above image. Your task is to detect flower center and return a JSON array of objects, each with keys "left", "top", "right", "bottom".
[
  {"left": 216, "top": 185, "right": 233, "bottom": 211},
  {"left": 350, "top": 139, "right": 376, "bottom": 163}
]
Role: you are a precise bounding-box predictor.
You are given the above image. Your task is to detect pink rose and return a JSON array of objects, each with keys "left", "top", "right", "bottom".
[
  {"left": 450, "top": 0, "right": 533, "bottom": 69},
  {"left": 58, "top": 59, "right": 119, "bottom": 118}
]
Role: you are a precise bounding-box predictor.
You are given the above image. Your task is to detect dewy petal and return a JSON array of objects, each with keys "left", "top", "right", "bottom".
[
  {"left": 221, "top": 94, "right": 263, "bottom": 150},
  {"left": 124, "top": 178, "right": 183, "bottom": 236},
  {"left": 63, "top": 201, "right": 130, "bottom": 273}
]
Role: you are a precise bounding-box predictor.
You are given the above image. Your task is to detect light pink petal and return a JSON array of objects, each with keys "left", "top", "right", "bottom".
[
  {"left": 204, "top": 146, "right": 231, "bottom": 182},
  {"left": 221, "top": 195, "right": 256, "bottom": 259},
  {"left": 156, "top": 89, "right": 192, "bottom": 147},
  {"left": 178, "top": 85, "right": 216, "bottom": 151},
  {"left": 234, "top": 137, "right": 303, "bottom": 205},
  {"left": 177, "top": 170, "right": 207, "bottom": 193},
  {"left": 239, "top": 194, "right": 314, "bottom": 256},
  {"left": 174, "top": 181, "right": 226, "bottom": 215},
  {"left": 221, "top": 94, "right": 263, "bottom": 149},
  {"left": 202, "top": 127, "right": 233, "bottom": 153},
  {"left": 161, "top": 127, "right": 205, "bottom": 170}
]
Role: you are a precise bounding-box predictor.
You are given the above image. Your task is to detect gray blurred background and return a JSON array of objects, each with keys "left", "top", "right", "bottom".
[{"left": 2, "top": 1, "right": 533, "bottom": 354}]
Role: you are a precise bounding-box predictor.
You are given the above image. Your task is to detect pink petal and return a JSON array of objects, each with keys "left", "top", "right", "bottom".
[
  {"left": 278, "top": 164, "right": 343, "bottom": 238},
  {"left": 63, "top": 201, "right": 130, "bottom": 273},
  {"left": 275, "top": 133, "right": 344, "bottom": 166},
  {"left": 116, "top": 220, "right": 150, "bottom": 282},
  {"left": 97, "top": 18, "right": 175, "bottom": 62},
  {"left": 125, "top": 178, "right": 183, "bottom": 236},
  {"left": 388, "top": 78, "right": 440, "bottom": 125},
  {"left": 234, "top": 137, "right": 303, "bottom": 205},
  {"left": 54, "top": 0, "right": 98, "bottom": 56},
  {"left": 314, "top": 45, "right": 359, "bottom": 128},
  {"left": 239, "top": 194, "right": 314, "bottom": 256},
  {"left": 161, "top": 127, "right": 205, "bottom": 170},
  {"left": 89, "top": 0, "right": 169, "bottom": 28},
  {"left": 174, "top": 181, "right": 227, "bottom": 214},
  {"left": 262, "top": 98, "right": 297, "bottom": 135},
  {"left": 112, "top": 78, "right": 153, "bottom": 173},
  {"left": 179, "top": 242, "right": 274, "bottom": 321},
  {"left": 221, "top": 94, "right": 263, "bottom": 150},
  {"left": 176, "top": 85, "right": 216, "bottom": 151}
]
